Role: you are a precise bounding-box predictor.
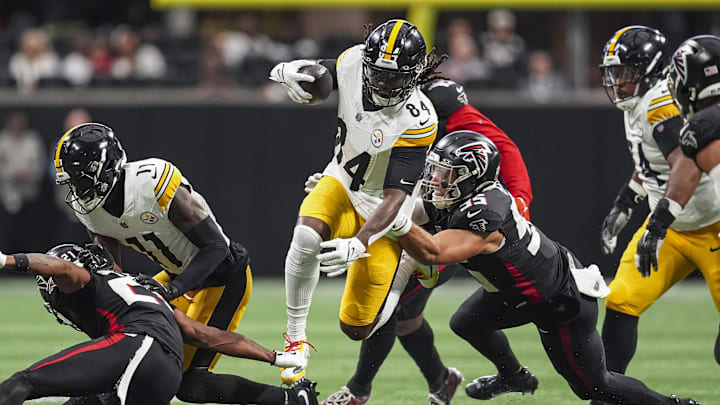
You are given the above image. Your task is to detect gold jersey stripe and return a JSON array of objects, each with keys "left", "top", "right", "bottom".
[
  {"left": 402, "top": 122, "right": 437, "bottom": 136},
  {"left": 607, "top": 26, "right": 633, "bottom": 56},
  {"left": 383, "top": 21, "right": 405, "bottom": 60},
  {"left": 336, "top": 48, "right": 352, "bottom": 70},
  {"left": 154, "top": 163, "right": 171, "bottom": 196},
  {"left": 647, "top": 103, "right": 680, "bottom": 124},
  {"left": 394, "top": 127, "right": 437, "bottom": 147},
  {"left": 157, "top": 166, "right": 182, "bottom": 211},
  {"left": 54, "top": 128, "right": 75, "bottom": 172},
  {"left": 649, "top": 95, "right": 672, "bottom": 106}
]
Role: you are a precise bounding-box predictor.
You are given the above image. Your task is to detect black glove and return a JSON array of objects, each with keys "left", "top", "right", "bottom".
[
  {"left": 78, "top": 243, "right": 114, "bottom": 272},
  {"left": 600, "top": 180, "right": 647, "bottom": 255},
  {"left": 134, "top": 274, "right": 181, "bottom": 302},
  {"left": 635, "top": 198, "right": 677, "bottom": 277}
]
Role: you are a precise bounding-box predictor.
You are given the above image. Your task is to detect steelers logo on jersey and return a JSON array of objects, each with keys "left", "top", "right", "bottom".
[
  {"left": 141, "top": 212, "right": 159, "bottom": 225},
  {"left": 371, "top": 129, "right": 383, "bottom": 148}
]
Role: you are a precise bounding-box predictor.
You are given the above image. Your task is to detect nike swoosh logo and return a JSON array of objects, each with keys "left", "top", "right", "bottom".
[
  {"left": 298, "top": 390, "right": 309, "bottom": 405},
  {"left": 711, "top": 246, "right": 720, "bottom": 252},
  {"left": 419, "top": 118, "right": 429, "bottom": 126},
  {"left": 467, "top": 210, "right": 483, "bottom": 218},
  {"left": 399, "top": 178, "right": 414, "bottom": 185}
]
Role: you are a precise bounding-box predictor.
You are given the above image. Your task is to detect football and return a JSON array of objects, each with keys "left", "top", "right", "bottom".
[{"left": 299, "top": 64, "right": 333, "bottom": 104}]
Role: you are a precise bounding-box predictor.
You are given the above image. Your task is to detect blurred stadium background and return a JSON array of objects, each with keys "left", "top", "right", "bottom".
[{"left": 0, "top": 0, "right": 719, "bottom": 402}]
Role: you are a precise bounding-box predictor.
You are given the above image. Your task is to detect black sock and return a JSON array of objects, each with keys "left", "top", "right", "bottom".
[
  {"left": 398, "top": 319, "right": 446, "bottom": 392},
  {"left": 715, "top": 323, "right": 720, "bottom": 366},
  {"left": 177, "top": 369, "right": 285, "bottom": 404},
  {"left": 346, "top": 315, "right": 397, "bottom": 396},
  {"left": 601, "top": 309, "right": 639, "bottom": 374}
]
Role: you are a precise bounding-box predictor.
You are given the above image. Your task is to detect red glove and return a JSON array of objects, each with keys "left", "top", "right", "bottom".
[{"left": 515, "top": 197, "right": 531, "bottom": 221}]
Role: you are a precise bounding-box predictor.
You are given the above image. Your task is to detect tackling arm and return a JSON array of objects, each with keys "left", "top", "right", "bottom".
[
  {"left": 0, "top": 253, "right": 90, "bottom": 293},
  {"left": 398, "top": 224, "right": 502, "bottom": 265}
]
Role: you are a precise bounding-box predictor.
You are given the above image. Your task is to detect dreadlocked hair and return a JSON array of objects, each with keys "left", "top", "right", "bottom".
[
  {"left": 363, "top": 23, "right": 374, "bottom": 41},
  {"left": 418, "top": 47, "right": 449, "bottom": 86}
]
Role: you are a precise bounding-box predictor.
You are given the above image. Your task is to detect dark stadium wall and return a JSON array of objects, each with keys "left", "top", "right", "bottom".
[{"left": 6, "top": 103, "right": 648, "bottom": 278}]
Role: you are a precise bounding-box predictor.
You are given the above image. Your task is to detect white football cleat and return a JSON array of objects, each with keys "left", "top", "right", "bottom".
[{"left": 280, "top": 333, "right": 315, "bottom": 384}]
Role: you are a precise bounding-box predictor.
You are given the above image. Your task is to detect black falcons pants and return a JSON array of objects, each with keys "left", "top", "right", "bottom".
[{"left": 0, "top": 333, "right": 182, "bottom": 405}]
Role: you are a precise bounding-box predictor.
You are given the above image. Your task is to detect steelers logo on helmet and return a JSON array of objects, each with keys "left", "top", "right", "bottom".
[
  {"left": 421, "top": 131, "right": 501, "bottom": 209},
  {"left": 599, "top": 26, "right": 667, "bottom": 110},
  {"left": 668, "top": 35, "right": 720, "bottom": 118},
  {"left": 54, "top": 123, "right": 127, "bottom": 214},
  {"left": 362, "top": 19, "right": 427, "bottom": 107}
]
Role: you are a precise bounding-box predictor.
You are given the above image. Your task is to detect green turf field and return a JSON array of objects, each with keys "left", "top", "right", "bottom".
[{"left": 0, "top": 277, "right": 716, "bottom": 404}]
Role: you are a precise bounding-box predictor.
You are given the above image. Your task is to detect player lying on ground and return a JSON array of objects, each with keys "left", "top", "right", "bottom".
[
  {"left": 315, "top": 76, "right": 536, "bottom": 405},
  {"left": 0, "top": 244, "right": 318, "bottom": 405},
  {"left": 318, "top": 130, "right": 700, "bottom": 405},
  {"left": 269, "top": 19, "right": 441, "bottom": 384},
  {"left": 597, "top": 27, "right": 720, "bottom": 405},
  {"left": 54, "top": 122, "right": 258, "bottom": 403}
]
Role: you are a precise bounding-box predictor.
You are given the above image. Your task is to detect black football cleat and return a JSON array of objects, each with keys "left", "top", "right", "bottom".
[
  {"left": 465, "top": 366, "right": 538, "bottom": 400},
  {"left": 288, "top": 379, "right": 320, "bottom": 405},
  {"left": 671, "top": 395, "right": 701, "bottom": 405},
  {"left": 428, "top": 367, "right": 463, "bottom": 405}
]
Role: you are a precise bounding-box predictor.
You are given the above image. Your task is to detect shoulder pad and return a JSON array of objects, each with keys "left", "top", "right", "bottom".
[
  {"left": 422, "top": 80, "right": 468, "bottom": 120},
  {"left": 449, "top": 191, "right": 507, "bottom": 233},
  {"left": 645, "top": 80, "right": 679, "bottom": 125},
  {"left": 336, "top": 45, "right": 362, "bottom": 72},
  {"left": 129, "top": 158, "right": 184, "bottom": 211},
  {"left": 682, "top": 106, "right": 720, "bottom": 158}
]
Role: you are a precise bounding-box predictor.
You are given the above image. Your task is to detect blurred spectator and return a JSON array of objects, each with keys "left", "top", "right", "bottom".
[
  {"left": 61, "top": 32, "right": 93, "bottom": 87},
  {"left": 443, "top": 19, "right": 489, "bottom": 85},
  {"left": 90, "top": 38, "right": 114, "bottom": 78},
  {"left": 198, "top": 44, "right": 236, "bottom": 93},
  {"left": 111, "top": 26, "right": 167, "bottom": 80},
  {"left": 479, "top": 9, "right": 527, "bottom": 88},
  {"left": 64, "top": 107, "right": 92, "bottom": 131},
  {"left": 0, "top": 112, "right": 46, "bottom": 214},
  {"left": 8, "top": 29, "right": 59, "bottom": 93},
  {"left": 521, "top": 50, "right": 567, "bottom": 103}
]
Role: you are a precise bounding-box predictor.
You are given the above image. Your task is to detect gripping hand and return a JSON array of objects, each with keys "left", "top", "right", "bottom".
[
  {"left": 316, "top": 237, "right": 370, "bottom": 277},
  {"left": 269, "top": 60, "right": 316, "bottom": 103}
]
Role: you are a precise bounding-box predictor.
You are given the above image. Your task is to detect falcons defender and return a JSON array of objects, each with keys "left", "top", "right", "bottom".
[
  {"left": 269, "top": 19, "right": 440, "bottom": 384},
  {"left": 596, "top": 27, "right": 720, "bottom": 405}
]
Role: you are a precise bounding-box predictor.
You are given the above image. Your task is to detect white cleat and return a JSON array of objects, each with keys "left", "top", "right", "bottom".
[{"left": 280, "top": 333, "right": 315, "bottom": 385}]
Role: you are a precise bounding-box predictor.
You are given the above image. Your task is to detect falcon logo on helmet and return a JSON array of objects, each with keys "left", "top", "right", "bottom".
[{"left": 668, "top": 35, "right": 720, "bottom": 118}]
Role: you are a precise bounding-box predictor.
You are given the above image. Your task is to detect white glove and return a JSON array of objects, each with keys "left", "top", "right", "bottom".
[
  {"left": 316, "top": 237, "right": 370, "bottom": 277},
  {"left": 0, "top": 251, "right": 6, "bottom": 268},
  {"left": 272, "top": 350, "right": 307, "bottom": 370},
  {"left": 304, "top": 172, "right": 323, "bottom": 194},
  {"left": 269, "top": 60, "right": 316, "bottom": 104}
]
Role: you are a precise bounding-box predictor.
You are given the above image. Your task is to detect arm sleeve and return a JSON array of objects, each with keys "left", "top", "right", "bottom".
[
  {"left": 446, "top": 105, "right": 533, "bottom": 204},
  {"left": 651, "top": 116, "right": 683, "bottom": 159},
  {"left": 318, "top": 59, "right": 338, "bottom": 90},
  {"left": 384, "top": 146, "right": 427, "bottom": 194},
  {"left": 169, "top": 217, "right": 229, "bottom": 295}
]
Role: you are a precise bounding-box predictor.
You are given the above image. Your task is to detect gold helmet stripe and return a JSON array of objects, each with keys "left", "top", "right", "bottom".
[
  {"left": 607, "top": 26, "right": 634, "bottom": 56},
  {"left": 383, "top": 20, "right": 405, "bottom": 60},
  {"left": 54, "top": 128, "right": 75, "bottom": 173}
]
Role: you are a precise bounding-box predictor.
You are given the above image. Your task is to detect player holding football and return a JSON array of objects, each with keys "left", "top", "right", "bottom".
[
  {"left": 667, "top": 34, "right": 720, "bottom": 368},
  {"left": 53, "top": 123, "right": 257, "bottom": 403},
  {"left": 596, "top": 26, "right": 720, "bottom": 405},
  {"left": 269, "top": 19, "right": 441, "bottom": 384},
  {"left": 322, "top": 130, "right": 700, "bottom": 404},
  {"left": 317, "top": 78, "right": 536, "bottom": 405},
  {"left": 0, "top": 244, "right": 318, "bottom": 405}
]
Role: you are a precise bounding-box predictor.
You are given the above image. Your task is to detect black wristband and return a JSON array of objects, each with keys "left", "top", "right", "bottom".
[
  {"left": 615, "top": 183, "right": 645, "bottom": 209},
  {"left": 11, "top": 254, "right": 30, "bottom": 273},
  {"left": 647, "top": 198, "right": 676, "bottom": 237}
]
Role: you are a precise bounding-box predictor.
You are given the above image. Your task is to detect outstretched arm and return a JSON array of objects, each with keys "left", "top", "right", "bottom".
[
  {"left": 398, "top": 224, "right": 503, "bottom": 265},
  {"left": 0, "top": 252, "right": 90, "bottom": 293},
  {"left": 173, "top": 309, "right": 304, "bottom": 369}
]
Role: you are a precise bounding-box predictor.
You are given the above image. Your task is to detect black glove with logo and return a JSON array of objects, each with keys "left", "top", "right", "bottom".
[
  {"left": 635, "top": 198, "right": 677, "bottom": 277},
  {"left": 601, "top": 180, "right": 647, "bottom": 255},
  {"left": 134, "top": 274, "right": 181, "bottom": 302}
]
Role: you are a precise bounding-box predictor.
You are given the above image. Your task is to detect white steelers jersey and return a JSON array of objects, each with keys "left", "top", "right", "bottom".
[
  {"left": 323, "top": 45, "right": 438, "bottom": 220},
  {"left": 74, "top": 158, "right": 229, "bottom": 274},
  {"left": 623, "top": 78, "right": 720, "bottom": 231}
]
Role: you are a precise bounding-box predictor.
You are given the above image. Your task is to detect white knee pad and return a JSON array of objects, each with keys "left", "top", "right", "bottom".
[
  {"left": 285, "top": 224, "right": 323, "bottom": 341},
  {"left": 285, "top": 224, "right": 323, "bottom": 279}
]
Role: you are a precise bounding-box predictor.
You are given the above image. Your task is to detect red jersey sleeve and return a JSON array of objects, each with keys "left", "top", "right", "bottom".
[{"left": 445, "top": 104, "right": 533, "bottom": 204}]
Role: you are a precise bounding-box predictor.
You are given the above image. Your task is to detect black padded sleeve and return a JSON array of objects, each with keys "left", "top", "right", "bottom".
[
  {"left": 169, "top": 217, "right": 229, "bottom": 295},
  {"left": 681, "top": 105, "right": 720, "bottom": 159},
  {"left": 384, "top": 146, "right": 427, "bottom": 194},
  {"left": 319, "top": 59, "right": 338, "bottom": 90},
  {"left": 651, "top": 115, "right": 683, "bottom": 159},
  {"left": 422, "top": 80, "right": 468, "bottom": 120}
]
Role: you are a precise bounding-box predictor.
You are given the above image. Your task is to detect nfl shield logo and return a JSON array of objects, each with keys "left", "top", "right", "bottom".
[{"left": 371, "top": 129, "right": 383, "bottom": 148}]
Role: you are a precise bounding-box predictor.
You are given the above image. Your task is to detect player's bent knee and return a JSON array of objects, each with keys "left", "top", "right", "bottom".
[
  {"left": 285, "top": 225, "right": 323, "bottom": 277},
  {"left": 340, "top": 321, "right": 372, "bottom": 341},
  {"left": 176, "top": 369, "right": 212, "bottom": 403},
  {"left": 0, "top": 372, "right": 33, "bottom": 405},
  {"left": 449, "top": 307, "right": 476, "bottom": 339},
  {"left": 396, "top": 314, "right": 423, "bottom": 336},
  {"left": 605, "top": 281, "right": 644, "bottom": 317}
]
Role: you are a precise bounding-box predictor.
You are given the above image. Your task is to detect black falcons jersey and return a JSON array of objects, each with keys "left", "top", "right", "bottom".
[
  {"left": 680, "top": 103, "right": 720, "bottom": 159},
  {"left": 47, "top": 270, "right": 184, "bottom": 361},
  {"left": 421, "top": 79, "right": 468, "bottom": 139},
  {"left": 431, "top": 182, "right": 571, "bottom": 304}
]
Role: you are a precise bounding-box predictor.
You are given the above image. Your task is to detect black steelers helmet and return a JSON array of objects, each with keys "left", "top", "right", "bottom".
[
  {"left": 599, "top": 26, "right": 668, "bottom": 106},
  {"left": 363, "top": 19, "right": 427, "bottom": 107},
  {"left": 668, "top": 35, "right": 720, "bottom": 118},
  {"left": 421, "top": 131, "right": 501, "bottom": 209},
  {"left": 54, "top": 123, "right": 126, "bottom": 214}
]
